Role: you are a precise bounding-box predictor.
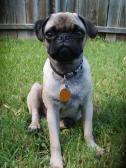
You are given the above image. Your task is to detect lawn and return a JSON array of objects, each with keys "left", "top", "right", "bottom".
[{"left": 0, "top": 37, "right": 126, "bottom": 168}]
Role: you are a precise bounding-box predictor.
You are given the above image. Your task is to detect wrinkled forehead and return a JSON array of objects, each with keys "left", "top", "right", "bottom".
[{"left": 44, "top": 12, "right": 85, "bottom": 32}]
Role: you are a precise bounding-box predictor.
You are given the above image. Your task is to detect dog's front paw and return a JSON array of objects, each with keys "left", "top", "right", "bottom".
[
  {"left": 85, "top": 138, "right": 105, "bottom": 158},
  {"left": 50, "top": 156, "right": 63, "bottom": 168},
  {"left": 28, "top": 122, "right": 40, "bottom": 132},
  {"left": 96, "top": 146, "right": 105, "bottom": 158}
]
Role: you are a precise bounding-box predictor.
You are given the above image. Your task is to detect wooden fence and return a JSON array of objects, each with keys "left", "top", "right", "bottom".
[{"left": 0, "top": 0, "right": 126, "bottom": 41}]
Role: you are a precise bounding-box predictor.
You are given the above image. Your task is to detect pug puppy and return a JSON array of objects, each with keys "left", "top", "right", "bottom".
[{"left": 27, "top": 12, "right": 104, "bottom": 168}]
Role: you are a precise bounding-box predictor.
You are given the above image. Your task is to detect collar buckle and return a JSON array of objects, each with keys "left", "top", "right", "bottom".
[{"left": 65, "top": 72, "right": 74, "bottom": 79}]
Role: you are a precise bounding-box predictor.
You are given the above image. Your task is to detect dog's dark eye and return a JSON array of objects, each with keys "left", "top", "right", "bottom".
[
  {"left": 73, "top": 26, "right": 85, "bottom": 37},
  {"left": 45, "top": 31, "right": 54, "bottom": 39},
  {"left": 75, "top": 29, "right": 84, "bottom": 35}
]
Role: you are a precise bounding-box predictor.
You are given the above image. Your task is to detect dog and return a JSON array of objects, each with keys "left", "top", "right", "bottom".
[{"left": 27, "top": 12, "right": 104, "bottom": 168}]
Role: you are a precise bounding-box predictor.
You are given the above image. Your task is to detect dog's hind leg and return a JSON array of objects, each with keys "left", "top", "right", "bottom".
[{"left": 27, "top": 82, "right": 46, "bottom": 132}]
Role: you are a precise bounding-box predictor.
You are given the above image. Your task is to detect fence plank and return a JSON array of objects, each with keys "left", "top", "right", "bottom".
[
  {"left": 25, "top": 0, "right": 38, "bottom": 38},
  {"left": 0, "top": 0, "right": 7, "bottom": 24},
  {"left": 1, "top": 24, "right": 126, "bottom": 34},
  {"left": 6, "top": 0, "right": 17, "bottom": 37},
  {"left": 75, "top": 0, "right": 79, "bottom": 13},
  {"left": 66, "top": 0, "right": 76, "bottom": 12},
  {"left": 61, "top": 0, "right": 66, "bottom": 11},
  {"left": 107, "top": 0, "right": 123, "bottom": 27},
  {"left": 97, "top": 26, "right": 126, "bottom": 34},
  {"left": 0, "top": 24, "right": 34, "bottom": 29},
  {"left": 47, "top": 0, "right": 52, "bottom": 15},
  {"left": 55, "top": 0, "right": 61, "bottom": 12},
  {"left": 16, "top": 0, "right": 27, "bottom": 38},
  {"left": 106, "top": 0, "right": 124, "bottom": 41},
  {"left": 16, "top": 0, "right": 26, "bottom": 24},
  {"left": 98, "top": 0, "right": 109, "bottom": 26},
  {"left": 119, "top": 0, "right": 126, "bottom": 27},
  {"left": 0, "top": 0, "right": 8, "bottom": 37},
  {"left": 38, "top": 0, "right": 47, "bottom": 18},
  {"left": 0, "top": 0, "right": 17, "bottom": 37},
  {"left": 26, "top": 0, "right": 38, "bottom": 23},
  {"left": 50, "top": 0, "right": 55, "bottom": 13},
  {"left": 78, "top": 0, "right": 98, "bottom": 25},
  {"left": 6, "top": 0, "right": 16, "bottom": 24}
]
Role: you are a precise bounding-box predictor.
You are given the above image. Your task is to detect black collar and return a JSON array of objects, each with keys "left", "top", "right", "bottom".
[{"left": 50, "top": 60, "right": 83, "bottom": 79}]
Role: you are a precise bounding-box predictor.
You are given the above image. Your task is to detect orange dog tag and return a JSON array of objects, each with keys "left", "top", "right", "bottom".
[{"left": 59, "top": 88, "right": 71, "bottom": 103}]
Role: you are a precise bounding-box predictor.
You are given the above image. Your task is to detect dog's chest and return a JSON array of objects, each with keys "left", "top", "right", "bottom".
[
  {"left": 59, "top": 87, "right": 83, "bottom": 118},
  {"left": 43, "top": 72, "right": 89, "bottom": 117},
  {"left": 59, "top": 78, "right": 87, "bottom": 116},
  {"left": 43, "top": 58, "right": 91, "bottom": 118}
]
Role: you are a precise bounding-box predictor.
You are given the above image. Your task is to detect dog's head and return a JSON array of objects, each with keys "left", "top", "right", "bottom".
[{"left": 35, "top": 12, "right": 97, "bottom": 62}]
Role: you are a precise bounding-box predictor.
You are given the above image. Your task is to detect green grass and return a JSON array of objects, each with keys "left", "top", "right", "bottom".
[{"left": 0, "top": 37, "right": 126, "bottom": 168}]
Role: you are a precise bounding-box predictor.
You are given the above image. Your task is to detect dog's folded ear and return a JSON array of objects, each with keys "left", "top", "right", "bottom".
[
  {"left": 79, "top": 16, "right": 98, "bottom": 38},
  {"left": 34, "top": 17, "right": 49, "bottom": 41}
]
